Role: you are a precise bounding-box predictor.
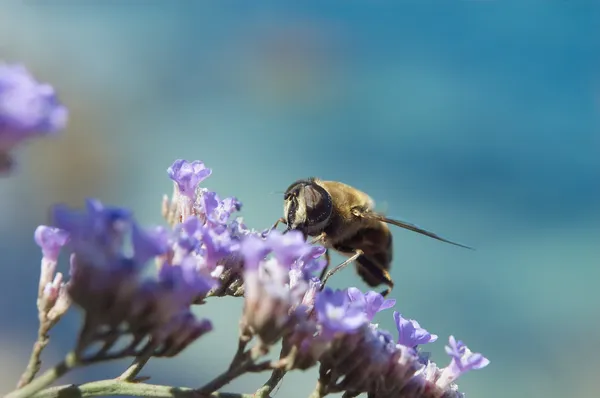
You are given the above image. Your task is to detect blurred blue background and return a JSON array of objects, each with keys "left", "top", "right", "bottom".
[{"left": 1, "top": 2, "right": 599, "bottom": 397}]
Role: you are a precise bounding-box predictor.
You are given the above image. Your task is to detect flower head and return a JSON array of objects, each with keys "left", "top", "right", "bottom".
[
  {"left": 347, "top": 287, "right": 396, "bottom": 321},
  {"left": 197, "top": 190, "right": 242, "bottom": 226},
  {"left": 51, "top": 199, "right": 166, "bottom": 305},
  {"left": 0, "top": 63, "right": 67, "bottom": 145},
  {"left": 436, "top": 335, "right": 490, "bottom": 389},
  {"left": 49, "top": 198, "right": 214, "bottom": 361},
  {"left": 158, "top": 257, "right": 216, "bottom": 303},
  {"left": 315, "top": 316, "right": 421, "bottom": 397},
  {"left": 265, "top": 230, "right": 317, "bottom": 267},
  {"left": 34, "top": 226, "right": 69, "bottom": 262},
  {"left": 132, "top": 224, "right": 170, "bottom": 265},
  {"left": 200, "top": 226, "right": 240, "bottom": 270},
  {"left": 314, "top": 288, "right": 368, "bottom": 338},
  {"left": 34, "top": 225, "right": 72, "bottom": 322},
  {"left": 161, "top": 160, "right": 257, "bottom": 299},
  {"left": 237, "top": 229, "right": 323, "bottom": 344},
  {"left": 167, "top": 159, "right": 212, "bottom": 199},
  {"left": 239, "top": 234, "right": 271, "bottom": 271},
  {"left": 393, "top": 311, "right": 438, "bottom": 348},
  {"left": 227, "top": 216, "right": 251, "bottom": 239},
  {"left": 52, "top": 198, "right": 142, "bottom": 272},
  {"left": 173, "top": 216, "right": 203, "bottom": 254}
]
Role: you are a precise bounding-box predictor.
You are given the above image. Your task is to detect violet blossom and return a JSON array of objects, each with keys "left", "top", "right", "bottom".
[
  {"left": 0, "top": 63, "right": 67, "bottom": 172},
  {"left": 49, "top": 198, "right": 214, "bottom": 360},
  {"left": 436, "top": 335, "right": 490, "bottom": 389},
  {"left": 347, "top": 286, "right": 396, "bottom": 321},
  {"left": 393, "top": 311, "right": 439, "bottom": 349}
]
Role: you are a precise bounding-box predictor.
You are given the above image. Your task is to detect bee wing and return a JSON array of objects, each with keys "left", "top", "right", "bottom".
[{"left": 362, "top": 211, "right": 474, "bottom": 250}]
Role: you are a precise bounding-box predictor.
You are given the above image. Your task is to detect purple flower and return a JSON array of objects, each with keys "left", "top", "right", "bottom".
[
  {"left": 240, "top": 230, "right": 325, "bottom": 296},
  {"left": 132, "top": 224, "right": 170, "bottom": 265},
  {"left": 52, "top": 199, "right": 132, "bottom": 259},
  {"left": 369, "top": 324, "right": 398, "bottom": 356},
  {"left": 258, "top": 257, "right": 293, "bottom": 296},
  {"left": 44, "top": 197, "right": 217, "bottom": 359},
  {"left": 158, "top": 257, "right": 216, "bottom": 300},
  {"left": 199, "top": 190, "right": 219, "bottom": 219},
  {"left": 239, "top": 230, "right": 314, "bottom": 340},
  {"left": 0, "top": 63, "right": 67, "bottom": 150},
  {"left": 265, "top": 230, "right": 316, "bottom": 267},
  {"left": 240, "top": 234, "right": 289, "bottom": 302},
  {"left": 289, "top": 253, "right": 326, "bottom": 290},
  {"left": 444, "top": 335, "right": 490, "bottom": 373},
  {"left": 174, "top": 217, "right": 202, "bottom": 253},
  {"left": 221, "top": 197, "right": 242, "bottom": 214},
  {"left": 393, "top": 311, "right": 438, "bottom": 348},
  {"left": 227, "top": 217, "right": 250, "bottom": 239},
  {"left": 34, "top": 225, "right": 69, "bottom": 261},
  {"left": 200, "top": 226, "right": 240, "bottom": 270},
  {"left": 52, "top": 198, "right": 166, "bottom": 273},
  {"left": 300, "top": 277, "right": 322, "bottom": 309},
  {"left": 315, "top": 288, "right": 368, "bottom": 338},
  {"left": 240, "top": 251, "right": 302, "bottom": 345},
  {"left": 167, "top": 159, "right": 212, "bottom": 199},
  {"left": 239, "top": 234, "right": 271, "bottom": 270},
  {"left": 290, "top": 244, "right": 327, "bottom": 281},
  {"left": 197, "top": 190, "right": 242, "bottom": 227},
  {"left": 437, "top": 335, "right": 490, "bottom": 389},
  {"left": 347, "top": 287, "right": 396, "bottom": 321}
]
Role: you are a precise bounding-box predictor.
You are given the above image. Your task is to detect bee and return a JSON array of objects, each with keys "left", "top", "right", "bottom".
[{"left": 269, "top": 178, "right": 473, "bottom": 297}]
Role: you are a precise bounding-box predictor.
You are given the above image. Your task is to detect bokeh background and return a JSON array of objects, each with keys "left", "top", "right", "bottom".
[{"left": 1, "top": 2, "right": 599, "bottom": 398}]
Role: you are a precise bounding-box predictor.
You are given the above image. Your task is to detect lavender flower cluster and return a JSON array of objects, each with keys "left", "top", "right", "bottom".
[
  {"left": 0, "top": 63, "right": 67, "bottom": 172},
  {"left": 4, "top": 63, "right": 489, "bottom": 398}
]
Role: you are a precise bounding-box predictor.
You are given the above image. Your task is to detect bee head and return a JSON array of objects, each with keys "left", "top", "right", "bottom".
[{"left": 283, "top": 178, "right": 332, "bottom": 236}]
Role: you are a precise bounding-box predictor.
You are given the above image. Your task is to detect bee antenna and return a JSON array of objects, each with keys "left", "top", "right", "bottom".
[{"left": 269, "top": 191, "right": 285, "bottom": 195}]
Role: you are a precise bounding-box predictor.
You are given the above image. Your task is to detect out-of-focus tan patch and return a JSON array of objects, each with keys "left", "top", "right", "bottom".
[{"left": 26, "top": 101, "right": 118, "bottom": 208}]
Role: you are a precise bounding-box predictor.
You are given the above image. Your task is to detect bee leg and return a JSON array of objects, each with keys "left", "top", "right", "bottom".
[
  {"left": 356, "top": 257, "right": 395, "bottom": 297},
  {"left": 320, "top": 249, "right": 364, "bottom": 288},
  {"left": 377, "top": 268, "right": 394, "bottom": 297},
  {"left": 309, "top": 232, "right": 326, "bottom": 245},
  {"left": 318, "top": 249, "right": 331, "bottom": 281},
  {"left": 265, "top": 217, "right": 286, "bottom": 235}
]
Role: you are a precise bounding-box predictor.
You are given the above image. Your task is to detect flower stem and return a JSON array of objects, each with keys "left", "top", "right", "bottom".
[
  {"left": 196, "top": 364, "right": 250, "bottom": 395},
  {"left": 7, "top": 351, "right": 79, "bottom": 398},
  {"left": 197, "top": 344, "right": 269, "bottom": 394},
  {"left": 16, "top": 324, "right": 51, "bottom": 388},
  {"left": 307, "top": 380, "right": 328, "bottom": 398},
  {"left": 253, "top": 368, "right": 287, "bottom": 398},
  {"left": 29, "top": 379, "right": 253, "bottom": 398},
  {"left": 118, "top": 356, "right": 152, "bottom": 382}
]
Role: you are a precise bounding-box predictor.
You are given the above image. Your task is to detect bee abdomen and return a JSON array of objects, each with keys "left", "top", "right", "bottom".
[{"left": 355, "top": 254, "right": 393, "bottom": 288}]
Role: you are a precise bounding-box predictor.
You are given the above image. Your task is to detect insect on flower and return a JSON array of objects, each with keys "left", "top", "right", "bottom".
[{"left": 270, "top": 178, "right": 474, "bottom": 297}]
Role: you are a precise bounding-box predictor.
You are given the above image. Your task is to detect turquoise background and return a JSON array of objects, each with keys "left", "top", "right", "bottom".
[{"left": 0, "top": 2, "right": 599, "bottom": 398}]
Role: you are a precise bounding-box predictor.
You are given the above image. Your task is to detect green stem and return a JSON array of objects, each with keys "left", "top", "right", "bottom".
[
  {"left": 16, "top": 324, "right": 50, "bottom": 388},
  {"left": 253, "top": 368, "right": 287, "bottom": 398},
  {"left": 29, "top": 380, "right": 252, "bottom": 398},
  {"left": 196, "top": 361, "right": 252, "bottom": 394},
  {"left": 7, "top": 351, "right": 79, "bottom": 398},
  {"left": 118, "top": 356, "right": 152, "bottom": 382},
  {"left": 197, "top": 344, "right": 269, "bottom": 394}
]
